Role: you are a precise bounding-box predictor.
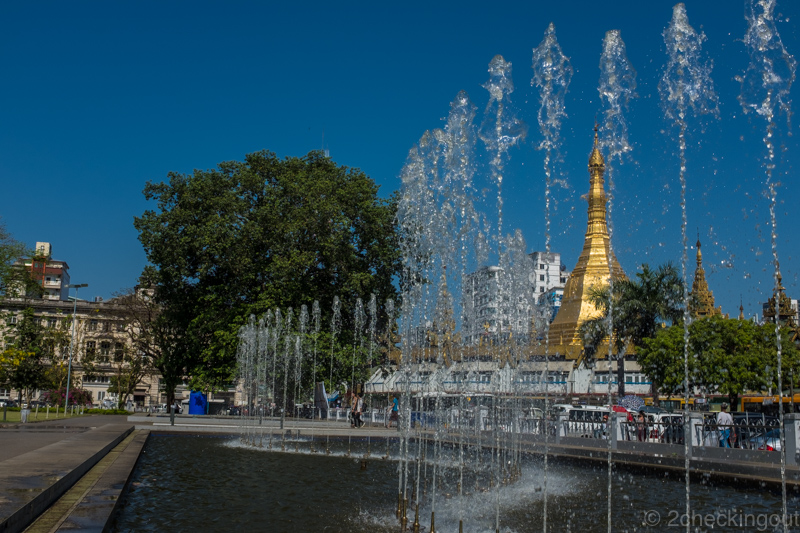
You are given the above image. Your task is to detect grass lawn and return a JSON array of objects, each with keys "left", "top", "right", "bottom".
[{"left": 0, "top": 408, "right": 86, "bottom": 423}]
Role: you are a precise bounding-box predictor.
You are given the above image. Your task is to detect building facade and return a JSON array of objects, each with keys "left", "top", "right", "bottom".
[
  {"left": 0, "top": 295, "right": 164, "bottom": 408},
  {"left": 14, "top": 242, "right": 71, "bottom": 301}
]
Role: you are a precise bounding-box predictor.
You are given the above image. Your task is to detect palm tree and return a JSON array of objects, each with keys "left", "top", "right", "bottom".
[{"left": 579, "top": 262, "right": 685, "bottom": 396}]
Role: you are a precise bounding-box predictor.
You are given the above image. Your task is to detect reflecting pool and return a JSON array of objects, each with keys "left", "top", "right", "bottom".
[{"left": 112, "top": 434, "right": 800, "bottom": 533}]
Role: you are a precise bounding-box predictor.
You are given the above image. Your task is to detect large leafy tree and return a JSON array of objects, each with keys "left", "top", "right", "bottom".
[
  {"left": 693, "top": 316, "right": 800, "bottom": 406},
  {"left": 0, "top": 308, "right": 48, "bottom": 404},
  {"left": 0, "top": 220, "right": 39, "bottom": 298},
  {"left": 637, "top": 316, "right": 800, "bottom": 406},
  {"left": 134, "top": 150, "right": 401, "bottom": 393},
  {"left": 637, "top": 324, "right": 692, "bottom": 399},
  {"left": 580, "top": 262, "right": 685, "bottom": 396}
]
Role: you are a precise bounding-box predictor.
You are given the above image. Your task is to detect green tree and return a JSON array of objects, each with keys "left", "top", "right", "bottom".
[
  {"left": 580, "top": 262, "right": 685, "bottom": 396},
  {"left": 0, "top": 308, "right": 47, "bottom": 404},
  {"left": 637, "top": 324, "right": 692, "bottom": 399},
  {"left": 106, "top": 344, "right": 152, "bottom": 410},
  {"left": 110, "top": 283, "right": 184, "bottom": 408},
  {"left": 637, "top": 316, "right": 800, "bottom": 407},
  {"left": 134, "top": 151, "right": 401, "bottom": 394},
  {"left": 692, "top": 316, "right": 775, "bottom": 406},
  {"left": 0, "top": 220, "right": 40, "bottom": 298},
  {"left": 761, "top": 325, "right": 800, "bottom": 396}
]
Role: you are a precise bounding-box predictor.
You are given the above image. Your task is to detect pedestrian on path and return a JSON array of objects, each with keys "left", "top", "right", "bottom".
[
  {"left": 386, "top": 396, "right": 399, "bottom": 428},
  {"left": 717, "top": 402, "right": 733, "bottom": 448}
]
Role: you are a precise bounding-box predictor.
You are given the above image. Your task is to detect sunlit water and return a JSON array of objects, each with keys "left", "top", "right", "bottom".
[{"left": 112, "top": 434, "right": 799, "bottom": 533}]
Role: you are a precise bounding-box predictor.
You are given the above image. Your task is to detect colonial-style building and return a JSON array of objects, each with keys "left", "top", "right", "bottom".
[{"left": 0, "top": 294, "right": 163, "bottom": 408}]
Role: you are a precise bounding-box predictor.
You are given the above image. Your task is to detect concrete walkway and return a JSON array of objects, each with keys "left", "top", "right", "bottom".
[{"left": 0, "top": 415, "right": 142, "bottom": 533}]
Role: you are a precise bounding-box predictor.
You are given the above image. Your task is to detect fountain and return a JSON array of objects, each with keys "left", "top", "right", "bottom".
[{"left": 114, "top": 2, "right": 800, "bottom": 532}]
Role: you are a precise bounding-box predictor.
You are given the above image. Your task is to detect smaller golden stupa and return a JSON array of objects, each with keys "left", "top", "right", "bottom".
[{"left": 688, "top": 236, "right": 723, "bottom": 319}]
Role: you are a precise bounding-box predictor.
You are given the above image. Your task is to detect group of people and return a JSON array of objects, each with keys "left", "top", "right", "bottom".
[
  {"left": 633, "top": 403, "right": 734, "bottom": 446},
  {"left": 345, "top": 392, "right": 400, "bottom": 429},
  {"left": 347, "top": 392, "right": 365, "bottom": 428}
]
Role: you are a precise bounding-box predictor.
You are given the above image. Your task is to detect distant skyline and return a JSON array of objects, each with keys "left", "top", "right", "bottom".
[{"left": 1, "top": 1, "right": 798, "bottom": 317}]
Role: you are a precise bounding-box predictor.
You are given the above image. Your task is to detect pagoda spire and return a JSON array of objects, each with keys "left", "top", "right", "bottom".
[
  {"left": 763, "top": 264, "right": 797, "bottom": 327},
  {"left": 544, "top": 127, "right": 625, "bottom": 359},
  {"left": 689, "top": 235, "right": 722, "bottom": 319}
]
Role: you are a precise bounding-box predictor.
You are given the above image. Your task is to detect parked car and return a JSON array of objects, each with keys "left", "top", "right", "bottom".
[
  {"left": 732, "top": 413, "right": 779, "bottom": 449},
  {"left": 747, "top": 428, "right": 782, "bottom": 451},
  {"left": 0, "top": 399, "right": 19, "bottom": 408},
  {"left": 641, "top": 405, "right": 667, "bottom": 415}
]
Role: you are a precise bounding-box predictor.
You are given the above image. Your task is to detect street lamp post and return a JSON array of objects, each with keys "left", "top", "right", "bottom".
[{"left": 65, "top": 284, "right": 88, "bottom": 415}]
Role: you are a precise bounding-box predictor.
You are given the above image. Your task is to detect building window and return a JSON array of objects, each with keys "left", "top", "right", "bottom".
[
  {"left": 540, "top": 264, "right": 545, "bottom": 269},
  {"left": 561, "top": 277, "right": 566, "bottom": 284},
  {"left": 89, "top": 320, "right": 98, "bottom": 332},
  {"left": 539, "top": 274, "right": 545, "bottom": 281},
  {"left": 7, "top": 315, "right": 17, "bottom": 325},
  {"left": 99, "top": 342, "right": 111, "bottom": 363},
  {"left": 85, "top": 341, "right": 96, "bottom": 357},
  {"left": 102, "top": 321, "right": 110, "bottom": 332},
  {"left": 47, "top": 318, "right": 57, "bottom": 329},
  {"left": 114, "top": 343, "right": 124, "bottom": 362},
  {"left": 116, "top": 322, "right": 126, "bottom": 332},
  {"left": 540, "top": 287, "right": 545, "bottom": 293}
]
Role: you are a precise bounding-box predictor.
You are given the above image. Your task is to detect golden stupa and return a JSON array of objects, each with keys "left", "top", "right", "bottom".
[
  {"left": 688, "top": 236, "right": 723, "bottom": 319},
  {"left": 544, "top": 128, "right": 625, "bottom": 359}
]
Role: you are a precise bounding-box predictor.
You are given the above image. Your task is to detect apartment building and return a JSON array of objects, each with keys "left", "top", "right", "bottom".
[{"left": 14, "top": 242, "right": 71, "bottom": 300}]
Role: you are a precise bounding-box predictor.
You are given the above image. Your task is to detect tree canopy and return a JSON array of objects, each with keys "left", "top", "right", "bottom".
[
  {"left": 0, "top": 220, "right": 34, "bottom": 298},
  {"left": 637, "top": 315, "right": 800, "bottom": 405},
  {"left": 580, "top": 262, "right": 685, "bottom": 395},
  {"left": 134, "top": 150, "right": 402, "bottom": 391}
]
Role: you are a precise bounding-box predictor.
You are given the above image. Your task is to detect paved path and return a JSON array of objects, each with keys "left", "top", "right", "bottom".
[
  {"left": 0, "top": 415, "right": 129, "bottom": 462},
  {"left": 0, "top": 415, "right": 137, "bottom": 533}
]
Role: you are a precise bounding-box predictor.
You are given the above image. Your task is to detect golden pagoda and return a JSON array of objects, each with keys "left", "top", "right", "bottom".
[
  {"left": 543, "top": 128, "right": 625, "bottom": 359},
  {"left": 763, "top": 267, "right": 797, "bottom": 328},
  {"left": 688, "top": 237, "right": 722, "bottom": 319}
]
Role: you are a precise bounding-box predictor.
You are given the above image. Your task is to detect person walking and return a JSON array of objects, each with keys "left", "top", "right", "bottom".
[
  {"left": 636, "top": 410, "right": 648, "bottom": 441},
  {"left": 717, "top": 402, "right": 733, "bottom": 448},
  {"left": 353, "top": 393, "right": 364, "bottom": 428},
  {"left": 386, "top": 395, "right": 399, "bottom": 428}
]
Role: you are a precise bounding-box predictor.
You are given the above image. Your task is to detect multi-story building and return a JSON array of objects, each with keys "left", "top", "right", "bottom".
[
  {"left": 0, "top": 294, "right": 162, "bottom": 408},
  {"left": 13, "top": 242, "right": 70, "bottom": 300},
  {"left": 528, "top": 251, "right": 569, "bottom": 296},
  {"left": 528, "top": 251, "right": 570, "bottom": 329},
  {"left": 462, "top": 266, "right": 507, "bottom": 345},
  {"left": 461, "top": 254, "right": 571, "bottom": 347}
]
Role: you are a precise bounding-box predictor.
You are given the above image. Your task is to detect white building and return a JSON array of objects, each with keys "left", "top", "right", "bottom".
[
  {"left": 460, "top": 252, "right": 571, "bottom": 347},
  {"left": 528, "top": 251, "right": 569, "bottom": 296}
]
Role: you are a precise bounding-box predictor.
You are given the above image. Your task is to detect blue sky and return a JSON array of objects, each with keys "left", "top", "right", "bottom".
[{"left": 1, "top": 1, "right": 798, "bottom": 318}]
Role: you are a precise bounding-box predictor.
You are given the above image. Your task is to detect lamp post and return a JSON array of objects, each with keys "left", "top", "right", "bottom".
[{"left": 65, "top": 283, "right": 88, "bottom": 415}]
